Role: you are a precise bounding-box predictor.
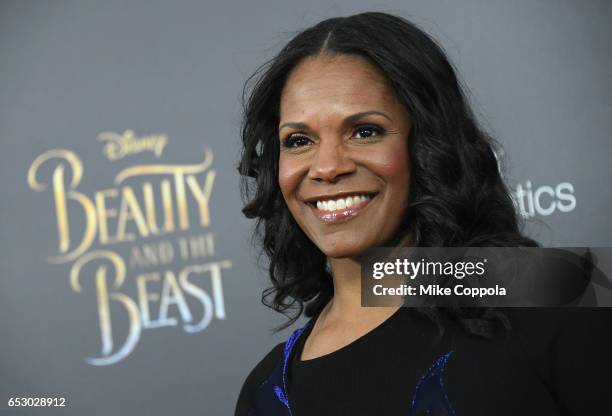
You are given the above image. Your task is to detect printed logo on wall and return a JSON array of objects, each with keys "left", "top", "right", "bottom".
[
  {"left": 493, "top": 148, "right": 577, "bottom": 218},
  {"left": 26, "top": 129, "right": 231, "bottom": 366}
]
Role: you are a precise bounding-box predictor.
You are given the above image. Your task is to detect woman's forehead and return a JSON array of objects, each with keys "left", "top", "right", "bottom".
[{"left": 279, "top": 54, "right": 399, "bottom": 120}]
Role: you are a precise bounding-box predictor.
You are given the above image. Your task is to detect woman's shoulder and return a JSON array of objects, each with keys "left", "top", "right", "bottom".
[
  {"left": 503, "top": 307, "right": 612, "bottom": 342},
  {"left": 440, "top": 308, "right": 612, "bottom": 413},
  {"left": 491, "top": 307, "right": 612, "bottom": 366},
  {"left": 504, "top": 307, "right": 612, "bottom": 412},
  {"left": 234, "top": 342, "right": 285, "bottom": 416}
]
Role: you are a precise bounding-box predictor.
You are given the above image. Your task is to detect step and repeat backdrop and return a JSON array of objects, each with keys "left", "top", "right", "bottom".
[{"left": 1, "top": 1, "right": 610, "bottom": 415}]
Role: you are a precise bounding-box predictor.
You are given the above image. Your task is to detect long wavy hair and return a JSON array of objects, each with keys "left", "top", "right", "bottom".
[{"left": 237, "top": 11, "right": 538, "bottom": 338}]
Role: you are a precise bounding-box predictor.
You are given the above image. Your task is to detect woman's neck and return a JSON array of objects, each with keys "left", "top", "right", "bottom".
[{"left": 324, "top": 256, "right": 398, "bottom": 325}]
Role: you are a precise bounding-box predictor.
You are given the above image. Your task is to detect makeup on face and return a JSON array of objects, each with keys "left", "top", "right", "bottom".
[
  {"left": 277, "top": 53, "right": 412, "bottom": 258},
  {"left": 304, "top": 191, "right": 378, "bottom": 224}
]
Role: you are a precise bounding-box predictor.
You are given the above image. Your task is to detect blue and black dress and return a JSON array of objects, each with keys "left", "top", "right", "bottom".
[{"left": 235, "top": 307, "right": 612, "bottom": 415}]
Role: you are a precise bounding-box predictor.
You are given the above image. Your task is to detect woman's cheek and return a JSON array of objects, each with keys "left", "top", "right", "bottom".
[
  {"left": 278, "top": 157, "right": 303, "bottom": 199},
  {"left": 374, "top": 145, "right": 410, "bottom": 180}
]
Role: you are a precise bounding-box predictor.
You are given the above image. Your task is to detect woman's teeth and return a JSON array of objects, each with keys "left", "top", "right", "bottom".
[{"left": 315, "top": 194, "right": 372, "bottom": 212}]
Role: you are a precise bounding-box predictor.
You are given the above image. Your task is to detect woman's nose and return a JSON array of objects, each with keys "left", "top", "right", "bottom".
[{"left": 307, "top": 137, "right": 355, "bottom": 182}]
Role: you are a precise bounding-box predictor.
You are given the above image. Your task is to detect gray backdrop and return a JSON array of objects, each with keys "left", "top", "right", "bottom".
[{"left": 1, "top": 0, "right": 611, "bottom": 415}]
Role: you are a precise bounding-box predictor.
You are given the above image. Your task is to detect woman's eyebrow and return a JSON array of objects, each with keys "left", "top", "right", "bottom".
[
  {"left": 345, "top": 110, "right": 392, "bottom": 124},
  {"left": 279, "top": 111, "right": 392, "bottom": 131},
  {"left": 279, "top": 121, "right": 308, "bottom": 131}
]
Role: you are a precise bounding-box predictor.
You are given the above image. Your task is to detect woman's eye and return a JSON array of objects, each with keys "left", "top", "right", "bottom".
[
  {"left": 283, "top": 134, "right": 311, "bottom": 148},
  {"left": 282, "top": 125, "right": 385, "bottom": 148},
  {"left": 354, "top": 125, "right": 385, "bottom": 139}
]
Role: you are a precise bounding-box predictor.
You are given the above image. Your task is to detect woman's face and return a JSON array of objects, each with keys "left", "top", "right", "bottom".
[{"left": 278, "top": 53, "right": 411, "bottom": 258}]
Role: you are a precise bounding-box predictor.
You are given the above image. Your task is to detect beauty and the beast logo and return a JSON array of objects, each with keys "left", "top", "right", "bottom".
[{"left": 26, "top": 130, "right": 231, "bottom": 366}]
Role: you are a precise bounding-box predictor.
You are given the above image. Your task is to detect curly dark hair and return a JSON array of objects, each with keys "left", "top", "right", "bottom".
[{"left": 237, "top": 11, "right": 539, "bottom": 339}]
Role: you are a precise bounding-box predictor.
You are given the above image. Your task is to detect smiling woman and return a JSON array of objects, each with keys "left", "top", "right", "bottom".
[
  {"left": 234, "top": 11, "right": 612, "bottom": 416},
  {"left": 278, "top": 53, "right": 411, "bottom": 257}
]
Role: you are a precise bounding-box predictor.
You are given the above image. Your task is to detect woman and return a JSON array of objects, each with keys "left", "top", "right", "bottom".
[{"left": 234, "top": 11, "right": 612, "bottom": 415}]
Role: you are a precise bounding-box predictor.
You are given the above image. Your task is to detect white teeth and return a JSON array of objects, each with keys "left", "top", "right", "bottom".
[{"left": 314, "top": 194, "right": 372, "bottom": 212}]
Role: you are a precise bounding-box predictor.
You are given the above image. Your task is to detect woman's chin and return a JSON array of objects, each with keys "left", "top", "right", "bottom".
[{"left": 319, "top": 242, "right": 371, "bottom": 259}]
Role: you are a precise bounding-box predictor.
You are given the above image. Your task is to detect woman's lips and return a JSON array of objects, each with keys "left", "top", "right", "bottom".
[{"left": 307, "top": 194, "right": 377, "bottom": 224}]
